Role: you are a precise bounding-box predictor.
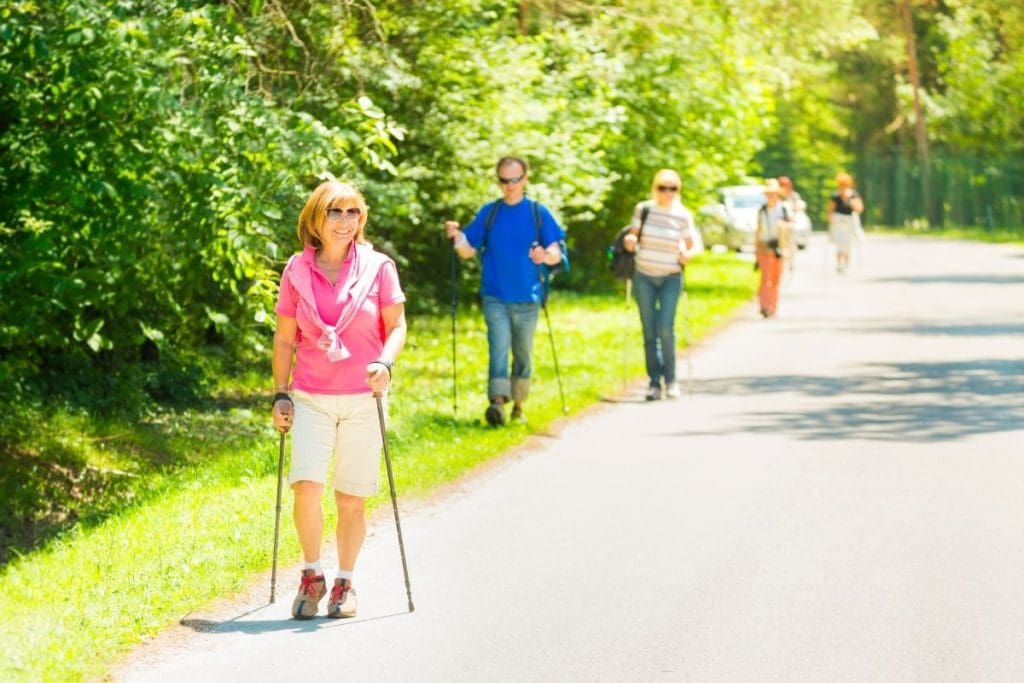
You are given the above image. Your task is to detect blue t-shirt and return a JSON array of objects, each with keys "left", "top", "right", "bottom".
[{"left": 463, "top": 198, "right": 565, "bottom": 303}]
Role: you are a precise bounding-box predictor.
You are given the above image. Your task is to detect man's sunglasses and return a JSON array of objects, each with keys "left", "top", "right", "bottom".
[
  {"left": 497, "top": 174, "right": 525, "bottom": 185},
  {"left": 656, "top": 185, "right": 679, "bottom": 193},
  {"left": 326, "top": 207, "right": 363, "bottom": 222}
]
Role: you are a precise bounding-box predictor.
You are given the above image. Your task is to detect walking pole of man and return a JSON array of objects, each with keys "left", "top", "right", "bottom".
[
  {"left": 535, "top": 258, "right": 569, "bottom": 415},
  {"left": 449, "top": 241, "right": 458, "bottom": 419},
  {"left": 374, "top": 392, "right": 415, "bottom": 613}
]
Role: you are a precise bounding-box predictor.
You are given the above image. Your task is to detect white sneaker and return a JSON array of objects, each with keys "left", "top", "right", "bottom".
[
  {"left": 665, "top": 383, "right": 681, "bottom": 399},
  {"left": 327, "top": 578, "right": 357, "bottom": 618}
]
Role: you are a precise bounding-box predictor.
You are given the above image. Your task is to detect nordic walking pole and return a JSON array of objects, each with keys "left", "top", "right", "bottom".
[
  {"left": 374, "top": 392, "right": 414, "bottom": 612},
  {"left": 450, "top": 245, "right": 458, "bottom": 418},
  {"left": 621, "top": 278, "right": 632, "bottom": 391},
  {"left": 270, "top": 431, "right": 286, "bottom": 604},
  {"left": 534, "top": 254, "right": 568, "bottom": 415},
  {"left": 682, "top": 282, "right": 693, "bottom": 395},
  {"left": 540, "top": 298, "right": 568, "bottom": 414}
]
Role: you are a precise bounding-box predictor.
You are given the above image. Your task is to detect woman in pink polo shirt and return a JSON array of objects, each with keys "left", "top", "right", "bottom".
[{"left": 271, "top": 180, "right": 407, "bottom": 620}]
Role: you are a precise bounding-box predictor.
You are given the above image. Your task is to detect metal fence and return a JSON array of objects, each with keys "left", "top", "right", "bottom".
[{"left": 855, "top": 154, "right": 1024, "bottom": 230}]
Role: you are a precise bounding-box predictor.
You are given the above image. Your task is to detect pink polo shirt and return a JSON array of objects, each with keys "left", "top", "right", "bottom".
[{"left": 275, "top": 246, "right": 405, "bottom": 394}]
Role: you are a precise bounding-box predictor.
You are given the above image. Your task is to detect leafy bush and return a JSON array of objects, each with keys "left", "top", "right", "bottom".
[{"left": 0, "top": 0, "right": 401, "bottom": 407}]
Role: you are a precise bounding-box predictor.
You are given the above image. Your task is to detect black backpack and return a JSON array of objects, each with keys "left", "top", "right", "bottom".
[{"left": 608, "top": 205, "right": 649, "bottom": 280}]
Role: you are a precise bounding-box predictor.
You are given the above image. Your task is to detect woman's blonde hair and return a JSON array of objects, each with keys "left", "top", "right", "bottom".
[
  {"left": 297, "top": 180, "right": 369, "bottom": 249},
  {"left": 835, "top": 172, "right": 855, "bottom": 188},
  {"left": 650, "top": 169, "right": 683, "bottom": 202}
]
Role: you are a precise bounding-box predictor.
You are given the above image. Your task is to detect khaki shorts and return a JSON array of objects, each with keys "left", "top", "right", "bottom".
[{"left": 289, "top": 390, "right": 385, "bottom": 497}]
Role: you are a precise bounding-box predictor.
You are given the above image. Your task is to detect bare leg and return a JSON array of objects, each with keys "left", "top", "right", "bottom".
[
  {"left": 293, "top": 480, "right": 325, "bottom": 562},
  {"left": 335, "top": 491, "right": 367, "bottom": 572},
  {"left": 838, "top": 252, "right": 850, "bottom": 272}
]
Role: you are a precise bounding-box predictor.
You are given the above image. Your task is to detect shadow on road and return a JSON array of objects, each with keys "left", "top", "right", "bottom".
[
  {"left": 179, "top": 609, "right": 411, "bottom": 635},
  {"left": 872, "top": 322, "right": 1024, "bottom": 337},
  {"left": 873, "top": 273, "right": 1024, "bottom": 285},
  {"left": 773, "top": 320, "right": 1024, "bottom": 338},
  {"left": 678, "top": 359, "right": 1024, "bottom": 443}
]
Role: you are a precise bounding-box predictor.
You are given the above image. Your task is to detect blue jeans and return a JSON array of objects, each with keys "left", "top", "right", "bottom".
[
  {"left": 632, "top": 271, "right": 682, "bottom": 388},
  {"left": 482, "top": 296, "right": 539, "bottom": 402}
]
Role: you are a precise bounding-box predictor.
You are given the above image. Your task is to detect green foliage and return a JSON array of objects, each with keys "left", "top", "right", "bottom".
[
  {"left": 0, "top": 0, "right": 400, "bottom": 409},
  {"left": 930, "top": 2, "right": 1024, "bottom": 156}
]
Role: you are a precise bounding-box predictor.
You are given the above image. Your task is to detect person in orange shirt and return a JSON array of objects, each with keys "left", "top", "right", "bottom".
[{"left": 754, "top": 179, "right": 793, "bottom": 318}]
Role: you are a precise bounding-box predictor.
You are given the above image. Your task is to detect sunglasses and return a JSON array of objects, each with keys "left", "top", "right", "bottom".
[
  {"left": 326, "top": 207, "right": 362, "bottom": 222},
  {"left": 656, "top": 185, "right": 679, "bottom": 193},
  {"left": 497, "top": 174, "right": 525, "bottom": 185}
]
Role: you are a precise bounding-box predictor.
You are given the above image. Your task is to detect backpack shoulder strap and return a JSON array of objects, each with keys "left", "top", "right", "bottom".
[
  {"left": 530, "top": 198, "right": 543, "bottom": 245},
  {"left": 639, "top": 204, "right": 650, "bottom": 238},
  {"left": 481, "top": 200, "right": 502, "bottom": 255}
]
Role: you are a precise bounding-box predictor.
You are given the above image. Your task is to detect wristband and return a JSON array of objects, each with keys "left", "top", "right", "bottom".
[
  {"left": 454, "top": 233, "right": 469, "bottom": 248},
  {"left": 272, "top": 392, "right": 293, "bottom": 409}
]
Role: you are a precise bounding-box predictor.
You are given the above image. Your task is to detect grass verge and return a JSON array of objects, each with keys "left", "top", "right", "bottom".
[{"left": 0, "top": 253, "right": 757, "bottom": 682}]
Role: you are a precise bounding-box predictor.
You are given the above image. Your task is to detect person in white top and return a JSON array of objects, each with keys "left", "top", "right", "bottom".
[{"left": 622, "top": 169, "right": 702, "bottom": 400}]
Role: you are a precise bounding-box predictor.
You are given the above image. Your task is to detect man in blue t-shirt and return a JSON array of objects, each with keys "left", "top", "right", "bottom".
[{"left": 445, "top": 156, "right": 565, "bottom": 426}]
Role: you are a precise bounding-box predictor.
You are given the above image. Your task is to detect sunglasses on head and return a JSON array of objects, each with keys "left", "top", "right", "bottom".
[
  {"left": 325, "top": 207, "right": 362, "bottom": 222},
  {"left": 497, "top": 174, "right": 525, "bottom": 185},
  {"left": 657, "top": 185, "right": 679, "bottom": 193}
]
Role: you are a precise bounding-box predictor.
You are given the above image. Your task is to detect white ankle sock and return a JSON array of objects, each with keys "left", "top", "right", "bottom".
[
  {"left": 304, "top": 561, "right": 322, "bottom": 575},
  {"left": 336, "top": 569, "right": 353, "bottom": 582}
]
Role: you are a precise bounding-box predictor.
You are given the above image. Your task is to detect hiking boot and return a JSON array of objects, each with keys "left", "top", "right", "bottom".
[
  {"left": 510, "top": 404, "right": 526, "bottom": 424},
  {"left": 645, "top": 386, "right": 662, "bottom": 401},
  {"left": 485, "top": 401, "right": 505, "bottom": 426},
  {"left": 291, "top": 569, "right": 326, "bottom": 620},
  {"left": 326, "top": 578, "right": 357, "bottom": 619},
  {"left": 665, "top": 383, "right": 680, "bottom": 399}
]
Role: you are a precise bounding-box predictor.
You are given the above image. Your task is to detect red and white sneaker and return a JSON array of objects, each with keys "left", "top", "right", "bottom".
[
  {"left": 326, "top": 578, "right": 357, "bottom": 618},
  {"left": 291, "top": 569, "right": 326, "bottom": 620}
]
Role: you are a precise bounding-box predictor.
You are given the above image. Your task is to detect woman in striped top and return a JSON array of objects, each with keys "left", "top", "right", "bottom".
[{"left": 622, "top": 169, "right": 702, "bottom": 401}]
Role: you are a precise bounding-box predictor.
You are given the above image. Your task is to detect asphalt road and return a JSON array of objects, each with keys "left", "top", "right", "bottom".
[{"left": 116, "top": 234, "right": 1024, "bottom": 682}]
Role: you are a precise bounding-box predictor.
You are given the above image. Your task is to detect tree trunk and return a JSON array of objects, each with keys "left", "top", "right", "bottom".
[{"left": 900, "top": 1, "right": 936, "bottom": 226}]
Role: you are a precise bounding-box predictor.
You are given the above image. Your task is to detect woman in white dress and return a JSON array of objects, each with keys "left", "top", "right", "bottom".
[{"left": 827, "top": 172, "right": 865, "bottom": 274}]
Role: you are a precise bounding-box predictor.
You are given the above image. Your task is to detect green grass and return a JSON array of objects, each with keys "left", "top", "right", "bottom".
[{"left": 0, "top": 253, "right": 757, "bottom": 682}]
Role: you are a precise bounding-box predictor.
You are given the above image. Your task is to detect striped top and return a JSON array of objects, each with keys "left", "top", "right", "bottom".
[{"left": 631, "top": 200, "right": 697, "bottom": 277}]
